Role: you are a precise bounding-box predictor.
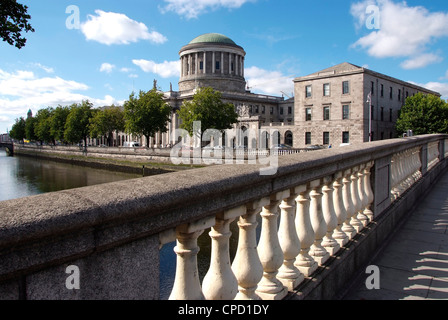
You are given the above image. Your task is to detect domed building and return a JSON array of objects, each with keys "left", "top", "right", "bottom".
[
  {"left": 160, "top": 33, "right": 294, "bottom": 149},
  {"left": 178, "top": 33, "right": 247, "bottom": 94}
]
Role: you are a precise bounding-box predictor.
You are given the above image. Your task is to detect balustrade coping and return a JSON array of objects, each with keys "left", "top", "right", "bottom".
[{"left": 0, "top": 134, "right": 446, "bottom": 256}]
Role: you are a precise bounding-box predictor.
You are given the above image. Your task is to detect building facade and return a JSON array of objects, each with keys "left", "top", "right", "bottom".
[
  {"left": 293, "top": 62, "right": 441, "bottom": 148},
  {"left": 109, "top": 34, "right": 440, "bottom": 150}
]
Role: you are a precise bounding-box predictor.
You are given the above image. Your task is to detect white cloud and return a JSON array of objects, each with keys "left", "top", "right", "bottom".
[
  {"left": 100, "top": 63, "right": 116, "bottom": 73},
  {"left": 33, "top": 63, "right": 54, "bottom": 74},
  {"left": 132, "top": 59, "right": 180, "bottom": 78},
  {"left": 245, "top": 66, "right": 294, "bottom": 97},
  {"left": 351, "top": 0, "right": 448, "bottom": 69},
  {"left": 81, "top": 10, "right": 167, "bottom": 45},
  {"left": 0, "top": 69, "right": 123, "bottom": 131},
  {"left": 401, "top": 53, "right": 444, "bottom": 70},
  {"left": 160, "top": 0, "right": 256, "bottom": 19}
]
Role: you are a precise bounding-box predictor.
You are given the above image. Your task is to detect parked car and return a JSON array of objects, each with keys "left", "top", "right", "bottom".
[{"left": 123, "top": 141, "right": 140, "bottom": 148}]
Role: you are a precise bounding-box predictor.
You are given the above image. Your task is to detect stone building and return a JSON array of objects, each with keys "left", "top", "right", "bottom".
[
  {"left": 292, "top": 62, "right": 441, "bottom": 148},
  {"left": 111, "top": 34, "right": 440, "bottom": 150}
]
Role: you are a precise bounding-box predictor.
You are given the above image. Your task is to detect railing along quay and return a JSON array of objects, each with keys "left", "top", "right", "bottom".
[{"left": 0, "top": 134, "right": 447, "bottom": 300}]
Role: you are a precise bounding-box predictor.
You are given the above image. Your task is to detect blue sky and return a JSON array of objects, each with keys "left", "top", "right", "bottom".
[{"left": 1, "top": 0, "right": 448, "bottom": 134}]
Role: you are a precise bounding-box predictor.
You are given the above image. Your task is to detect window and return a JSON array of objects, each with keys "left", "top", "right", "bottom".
[
  {"left": 342, "top": 132, "right": 350, "bottom": 144},
  {"left": 288, "top": 107, "right": 292, "bottom": 115},
  {"left": 390, "top": 87, "right": 393, "bottom": 99},
  {"left": 255, "top": 105, "right": 259, "bottom": 113},
  {"left": 371, "top": 105, "right": 375, "bottom": 120},
  {"left": 305, "top": 132, "right": 312, "bottom": 145},
  {"left": 262, "top": 106, "right": 265, "bottom": 114},
  {"left": 215, "top": 61, "right": 220, "bottom": 70},
  {"left": 342, "top": 81, "right": 350, "bottom": 94},
  {"left": 200, "top": 61, "right": 204, "bottom": 70},
  {"left": 343, "top": 105, "right": 350, "bottom": 120},
  {"left": 270, "top": 107, "right": 274, "bottom": 115},
  {"left": 323, "top": 106, "right": 330, "bottom": 120},
  {"left": 398, "top": 89, "right": 401, "bottom": 101},
  {"left": 323, "top": 83, "right": 330, "bottom": 96},
  {"left": 389, "top": 109, "right": 393, "bottom": 122},
  {"left": 306, "top": 85, "right": 312, "bottom": 98},
  {"left": 381, "top": 107, "right": 384, "bottom": 121},
  {"left": 381, "top": 84, "right": 384, "bottom": 97},
  {"left": 305, "top": 108, "right": 312, "bottom": 121},
  {"left": 323, "top": 132, "right": 330, "bottom": 145},
  {"left": 371, "top": 81, "right": 375, "bottom": 95}
]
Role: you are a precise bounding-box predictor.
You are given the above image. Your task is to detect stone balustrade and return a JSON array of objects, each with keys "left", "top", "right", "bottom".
[{"left": 0, "top": 134, "right": 447, "bottom": 300}]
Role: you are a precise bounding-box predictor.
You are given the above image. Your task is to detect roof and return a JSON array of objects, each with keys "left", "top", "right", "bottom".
[{"left": 189, "top": 33, "right": 237, "bottom": 45}]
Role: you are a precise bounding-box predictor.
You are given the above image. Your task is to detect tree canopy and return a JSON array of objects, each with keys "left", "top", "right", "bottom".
[
  {"left": 0, "top": 0, "right": 35, "bottom": 49},
  {"left": 90, "top": 105, "right": 125, "bottom": 146},
  {"left": 64, "top": 101, "right": 94, "bottom": 145},
  {"left": 178, "top": 87, "right": 239, "bottom": 138},
  {"left": 396, "top": 93, "right": 448, "bottom": 136},
  {"left": 9, "top": 117, "right": 26, "bottom": 141},
  {"left": 124, "top": 88, "right": 171, "bottom": 148}
]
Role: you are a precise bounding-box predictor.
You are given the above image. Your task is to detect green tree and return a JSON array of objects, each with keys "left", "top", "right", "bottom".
[
  {"left": 0, "top": 0, "right": 35, "bottom": 49},
  {"left": 64, "top": 101, "right": 94, "bottom": 146},
  {"left": 9, "top": 116, "right": 26, "bottom": 141},
  {"left": 396, "top": 93, "right": 448, "bottom": 135},
  {"left": 25, "top": 115, "right": 37, "bottom": 141},
  {"left": 124, "top": 88, "right": 171, "bottom": 148},
  {"left": 178, "top": 87, "right": 239, "bottom": 139},
  {"left": 89, "top": 105, "right": 125, "bottom": 146},
  {"left": 50, "top": 105, "right": 70, "bottom": 144},
  {"left": 34, "top": 107, "right": 54, "bottom": 144}
]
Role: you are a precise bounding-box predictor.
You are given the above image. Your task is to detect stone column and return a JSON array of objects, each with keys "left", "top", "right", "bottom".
[
  {"left": 204, "top": 51, "right": 207, "bottom": 74},
  {"left": 342, "top": 169, "right": 357, "bottom": 239},
  {"left": 350, "top": 167, "right": 364, "bottom": 232},
  {"left": 321, "top": 176, "right": 341, "bottom": 256},
  {"left": 232, "top": 198, "right": 268, "bottom": 300},
  {"left": 221, "top": 52, "right": 224, "bottom": 74},
  {"left": 309, "top": 179, "right": 330, "bottom": 265},
  {"left": 256, "top": 192, "right": 288, "bottom": 300},
  {"left": 169, "top": 217, "right": 215, "bottom": 300},
  {"left": 212, "top": 51, "right": 216, "bottom": 74},
  {"left": 278, "top": 189, "right": 304, "bottom": 291},
  {"left": 294, "top": 185, "right": 318, "bottom": 277},
  {"left": 332, "top": 172, "right": 350, "bottom": 247},
  {"left": 202, "top": 206, "right": 245, "bottom": 300}
]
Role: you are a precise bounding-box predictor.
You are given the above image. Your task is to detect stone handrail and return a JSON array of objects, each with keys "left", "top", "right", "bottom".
[{"left": 0, "top": 134, "right": 447, "bottom": 300}]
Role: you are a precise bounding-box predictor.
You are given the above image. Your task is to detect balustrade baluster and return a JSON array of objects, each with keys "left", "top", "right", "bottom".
[
  {"left": 169, "top": 217, "right": 216, "bottom": 300},
  {"left": 321, "top": 176, "right": 340, "bottom": 255},
  {"left": 203, "top": 206, "right": 246, "bottom": 300},
  {"left": 256, "top": 193, "right": 288, "bottom": 300},
  {"left": 232, "top": 199, "right": 268, "bottom": 300},
  {"left": 363, "top": 162, "right": 375, "bottom": 222},
  {"left": 294, "top": 185, "right": 318, "bottom": 276},
  {"left": 278, "top": 190, "right": 304, "bottom": 291},
  {"left": 332, "top": 172, "right": 350, "bottom": 247},
  {"left": 309, "top": 180, "right": 330, "bottom": 265},
  {"left": 342, "top": 169, "right": 357, "bottom": 239},
  {"left": 350, "top": 167, "right": 364, "bottom": 232},
  {"left": 356, "top": 164, "right": 370, "bottom": 227}
]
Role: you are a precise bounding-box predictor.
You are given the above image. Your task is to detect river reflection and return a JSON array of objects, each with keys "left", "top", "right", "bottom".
[{"left": 0, "top": 151, "right": 141, "bottom": 201}]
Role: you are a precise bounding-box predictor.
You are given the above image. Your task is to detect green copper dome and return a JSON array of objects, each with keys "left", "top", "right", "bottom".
[{"left": 189, "top": 33, "right": 236, "bottom": 45}]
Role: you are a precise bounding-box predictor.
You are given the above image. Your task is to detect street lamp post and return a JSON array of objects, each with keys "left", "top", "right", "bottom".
[{"left": 367, "top": 92, "right": 372, "bottom": 142}]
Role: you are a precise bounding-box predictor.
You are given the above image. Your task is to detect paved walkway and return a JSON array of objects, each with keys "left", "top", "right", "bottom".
[{"left": 342, "top": 169, "right": 448, "bottom": 300}]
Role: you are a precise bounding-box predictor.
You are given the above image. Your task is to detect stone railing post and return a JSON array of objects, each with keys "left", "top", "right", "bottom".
[
  {"left": 256, "top": 193, "right": 288, "bottom": 300},
  {"left": 356, "top": 164, "right": 370, "bottom": 227},
  {"left": 332, "top": 172, "right": 350, "bottom": 247},
  {"left": 342, "top": 169, "right": 357, "bottom": 239},
  {"left": 309, "top": 179, "right": 330, "bottom": 266},
  {"left": 278, "top": 189, "right": 304, "bottom": 291},
  {"left": 363, "top": 162, "right": 375, "bottom": 222},
  {"left": 202, "top": 206, "right": 246, "bottom": 300},
  {"left": 321, "top": 176, "right": 341, "bottom": 255},
  {"left": 294, "top": 185, "right": 318, "bottom": 277},
  {"left": 349, "top": 167, "right": 364, "bottom": 232},
  {"left": 232, "top": 198, "right": 268, "bottom": 300},
  {"left": 169, "top": 217, "right": 216, "bottom": 300}
]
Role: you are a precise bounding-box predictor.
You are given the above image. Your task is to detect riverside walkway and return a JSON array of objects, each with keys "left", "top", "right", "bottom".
[{"left": 340, "top": 167, "right": 448, "bottom": 300}]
